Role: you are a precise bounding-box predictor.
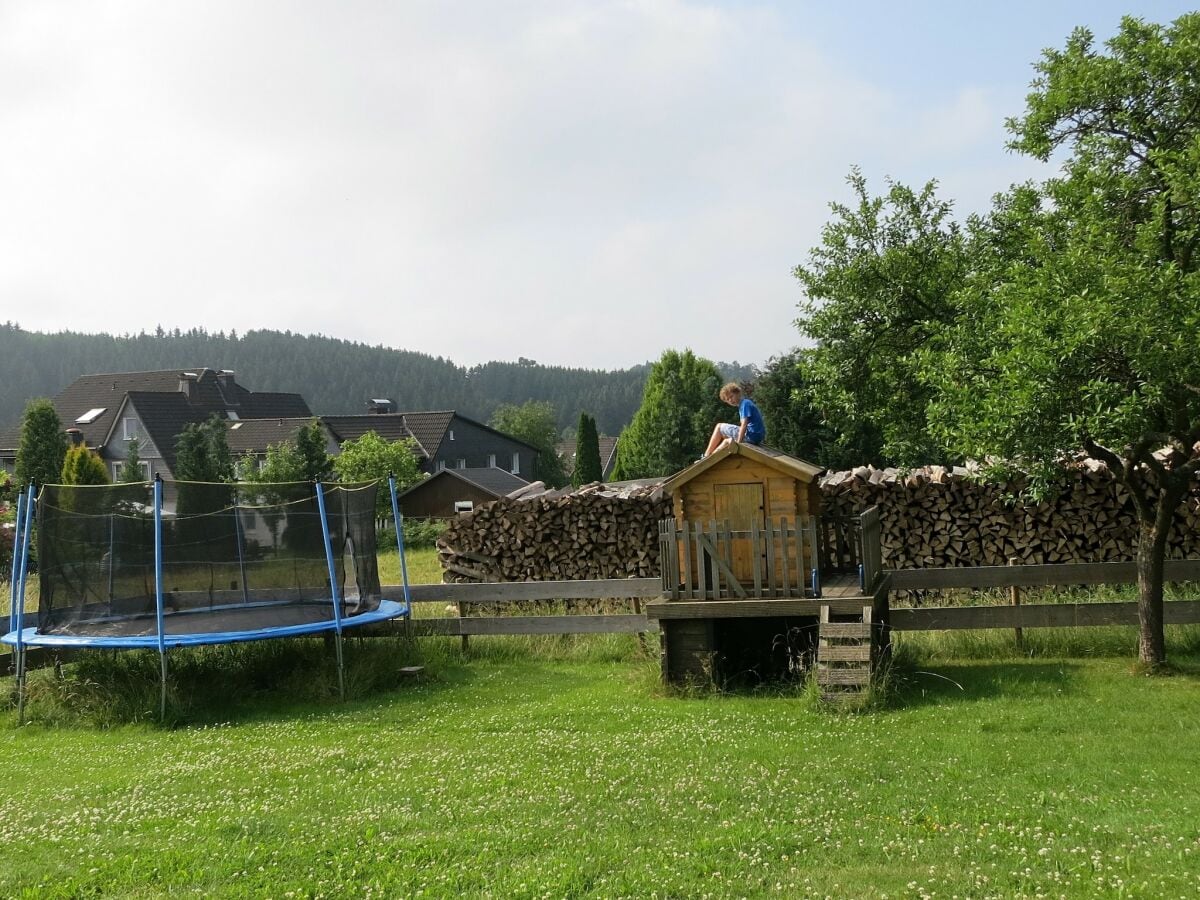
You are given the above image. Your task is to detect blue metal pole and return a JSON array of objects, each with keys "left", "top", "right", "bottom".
[
  {"left": 8, "top": 488, "right": 24, "bottom": 633},
  {"left": 314, "top": 480, "right": 346, "bottom": 700},
  {"left": 153, "top": 476, "right": 166, "bottom": 654},
  {"left": 14, "top": 483, "right": 35, "bottom": 649},
  {"left": 14, "top": 483, "right": 35, "bottom": 723},
  {"left": 387, "top": 475, "right": 412, "bottom": 614},
  {"left": 314, "top": 481, "right": 343, "bottom": 632},
  {"left": 153, "top": 476, "right": 168, "bottom": 719}
]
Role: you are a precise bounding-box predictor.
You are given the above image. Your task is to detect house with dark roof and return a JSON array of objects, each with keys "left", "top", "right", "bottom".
[
  {"left": 321, "top": 409, "right": 543, "bottom": 481},
  {"left": 394, "top": 466, "right": 531, "bottom": 518},
  {"left": 0, "top": 368, "right": 312, "bottom": 481}
]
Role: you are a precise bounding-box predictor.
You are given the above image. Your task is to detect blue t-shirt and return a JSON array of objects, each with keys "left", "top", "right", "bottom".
[{"left": 739, "top": 398, "right": 765, "bottom": 444}]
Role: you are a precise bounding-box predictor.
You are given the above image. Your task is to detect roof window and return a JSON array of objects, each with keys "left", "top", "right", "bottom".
[{"left": 75, "top": 408, "right": 106, "bottom": 424}]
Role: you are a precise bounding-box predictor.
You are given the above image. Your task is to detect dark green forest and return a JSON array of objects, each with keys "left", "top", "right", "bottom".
[{"left": 0, "top": 324, "right": 757, "bottom": 436}]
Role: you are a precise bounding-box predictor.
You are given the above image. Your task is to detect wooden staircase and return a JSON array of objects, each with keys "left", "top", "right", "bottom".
[{"left": 817, "top": 604, "right": 874, "bottom": 702}]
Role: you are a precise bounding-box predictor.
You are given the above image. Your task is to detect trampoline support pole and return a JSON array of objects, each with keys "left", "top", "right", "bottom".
[
  {"left": 159, "top": 651, "right": 169, "bottom": 721},
  {"left": 314, "top": 481, "right": 346, "bottom": 701},
  {"left": 233, "top": 497, "right": 249, "bottom": 605},
  {"left": 153, "top": 477, "right": 168, "bottom": 720},
  {"left": 8, "top": 489, "right": 23, "bottom": 634},
  {"left": 14, "top": 483, "right": 35, "bottom": 724},
  {"left": 387, "top": 474, "right": 413, "bottom": 641}
]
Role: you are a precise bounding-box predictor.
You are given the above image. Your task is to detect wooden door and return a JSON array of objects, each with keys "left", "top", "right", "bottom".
[{"left": 713, "top": 483, "right": 765, "bottom": 586}]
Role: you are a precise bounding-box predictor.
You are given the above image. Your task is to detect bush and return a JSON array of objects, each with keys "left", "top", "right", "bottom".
[{"left": 379, "top": 517, "right": 448, "bottom": 551}]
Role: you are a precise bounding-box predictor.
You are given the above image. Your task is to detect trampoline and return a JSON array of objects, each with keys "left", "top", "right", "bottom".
[{"left": 4, "top": 475, "right": 414, "bottom": 717}]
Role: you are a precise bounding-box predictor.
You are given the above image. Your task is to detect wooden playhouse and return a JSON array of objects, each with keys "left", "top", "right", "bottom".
[{"left": 645, "top": 441, "right": 888, "bottom": 695}]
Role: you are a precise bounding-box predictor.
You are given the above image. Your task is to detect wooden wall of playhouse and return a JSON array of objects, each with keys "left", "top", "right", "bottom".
[{"left": 437, "top": 462, "right": 1200, "bottom": 583}]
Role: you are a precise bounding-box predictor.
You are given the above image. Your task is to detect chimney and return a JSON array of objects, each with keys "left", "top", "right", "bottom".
[
  {"left": 178, "top": 371, "right": 198, "bottom": 398},
  {"left": 217, "top": 369, "right": 236, "bottom": 391},
  {"left": 64, "top": 428, "right": 84, "bottom": 447},
  {"left": 367, "top": 398, "right": 395, "bottom": 415}
]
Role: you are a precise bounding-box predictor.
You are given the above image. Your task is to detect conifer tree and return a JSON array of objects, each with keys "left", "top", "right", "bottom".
[
  {"left": 60, "top": 445, "right": 109, "bottom": 485},
  {"left": 116, "top": 437, "right": 146, "bottom": 483},
  {"left": 572, "top": 412, "right": 603, "bottom": 486},
  {"left": 14, "top": 399, "right": 67, "bottom": 487}
]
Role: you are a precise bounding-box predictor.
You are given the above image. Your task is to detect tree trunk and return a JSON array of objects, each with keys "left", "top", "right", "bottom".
[{"left": 1134, "top": 507, "right": 1170, "bottom": 668}]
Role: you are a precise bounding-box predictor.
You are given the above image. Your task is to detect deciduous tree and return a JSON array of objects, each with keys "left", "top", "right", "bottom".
[
  {"left": 488, "top": 401, "right": 568, "bottom": 488},
  {"left": 924, "top": 14, "right": 1200, "bottom": 667}
]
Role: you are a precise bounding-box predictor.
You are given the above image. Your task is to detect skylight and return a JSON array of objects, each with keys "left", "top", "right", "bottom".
[
  {"left": 227, "top": 410, "right": 240, "bottom": 420},
  {"left": 75, "top": 408, "right": 106, "bottom": 424}
]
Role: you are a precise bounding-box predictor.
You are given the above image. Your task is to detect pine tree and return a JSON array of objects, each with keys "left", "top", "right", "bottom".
[
  {"left": 14, "top": 399, "right": 67, "bottom": 487},
  {"left": 572, "top": 412, "right": 602, "bottom": 486},
  {"left": 116, "top": 437, "right": 147, "bottom": 483},
  {"left": 295, "top": 418, "right": 333, "bottom": 481}
]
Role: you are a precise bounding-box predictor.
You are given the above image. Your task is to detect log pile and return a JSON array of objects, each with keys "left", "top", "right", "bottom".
[
  {"left": 437, "top": 463, "right": 1200, "bottom": 584},
  {"left": 822, "top": 462, "right": 1200, "bottom": 569},
  {"left": 437, "top": 480, "right": 672, "bottom": 583}
]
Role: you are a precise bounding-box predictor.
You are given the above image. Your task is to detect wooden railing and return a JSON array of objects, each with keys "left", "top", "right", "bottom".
[{"left": 658, "top": 517, "right": 819, "bottom": 600}]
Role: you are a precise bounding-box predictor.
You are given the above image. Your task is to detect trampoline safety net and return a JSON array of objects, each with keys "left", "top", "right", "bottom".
[{"left": 36, "top": 480, "right": 382, "bottom": 637}]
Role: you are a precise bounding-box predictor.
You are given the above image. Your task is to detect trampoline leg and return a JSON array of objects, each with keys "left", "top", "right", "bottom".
[
  {"left": 159, "top": 651, "right": 169, "bottom": 721},
  {"left": 15, "top": 647, "right": 27, "bottom": 725},
  {"left": 334, "top": 630, "right": 346, "bottom": 702}
]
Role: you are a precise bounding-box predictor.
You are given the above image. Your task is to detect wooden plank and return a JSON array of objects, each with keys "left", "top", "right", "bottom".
[
  {"left": 457, "top": 614, "right": 655, "bottom": 636},
  {"left": 750, "top": 519, "right": 763, "bottom": 598},
  {"left": 818, "top": 645, "right": 871, "bottom": 662},
  {"left": 696, "top": 522, "right": 708, "bottom": 600},
  {"left": 645, "top": 597, "right": 862, "bottom": 619},
  {"left": 682, "top": 520, "right": 693, "bottom": 600},
  {"left": 890, "top": 599, "right": 1200, "bottom": 631},
  {"left": 388, "top": 578, "right": 662, "bottom": 604},
  {"left": 817, "top": 668, "right": 870, "bottom": 686},
  {"left": 779, "top": 516, "right": 791, "bottom": 596},
  {"left": 763, "top": 518, "right": 776, "bottom": 598},
  {"left": 696, "top": 532, "right": 747, "bottom": 599},
  {"left": 820, "top": 622, "right": 872, "bottom": 639},
  {"left": 888, "top": 559, "right": 1200, "bottom": 591}
]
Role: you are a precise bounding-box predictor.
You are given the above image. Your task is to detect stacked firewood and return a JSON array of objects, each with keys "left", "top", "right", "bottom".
[
  {"left": 437, "top": 480, "right": 673, "bottom": 583},
  {"left": 822, "top": 462, "right": 1200, "bottom": 569}
]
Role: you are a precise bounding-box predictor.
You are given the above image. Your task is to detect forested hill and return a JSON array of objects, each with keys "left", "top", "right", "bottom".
[{"left": 0, "top": 324, "right": 758, "bottom": 436}]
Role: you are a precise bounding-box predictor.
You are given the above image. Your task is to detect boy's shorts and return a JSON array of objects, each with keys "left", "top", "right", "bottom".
[{"left": 717, "top": 423, "right": 763, "bottom": 444}]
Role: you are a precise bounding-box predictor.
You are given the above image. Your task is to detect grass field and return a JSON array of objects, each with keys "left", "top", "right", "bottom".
[{"left": 2, "top": 626, "right": 1199, "bottom": 898}]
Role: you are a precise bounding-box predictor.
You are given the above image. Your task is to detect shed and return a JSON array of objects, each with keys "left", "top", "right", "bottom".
[
  {"left": 395, "top": 467, "right": 530, "bottom": 519},
  {"left": 660, "top": 442, "right": 824, "bottom": 596}
]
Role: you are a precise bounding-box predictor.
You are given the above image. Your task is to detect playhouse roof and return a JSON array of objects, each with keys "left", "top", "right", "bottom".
[{"left": 662, "top": 442, "right": 825, "bottom": 494}]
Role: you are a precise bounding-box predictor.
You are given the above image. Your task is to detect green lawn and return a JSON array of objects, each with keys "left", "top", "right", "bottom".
[{"left": 1, "top": 631, "right": 1199, "bottom": 897}]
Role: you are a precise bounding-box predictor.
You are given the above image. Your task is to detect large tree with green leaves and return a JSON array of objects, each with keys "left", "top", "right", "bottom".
[
  {"left": 14, "top": 399, "right": 67, "bottom": 487},
  {"left": 754, "top": 348, "right": 884, "bottom": 469},
  {"left": 611, "top": 349, "right": 725, "bottom": 479},
  {"left": 572, "top": 412, "right": 603, "bottom": 486},
  {"left": 924, "top": 14, "right": 1200, "bottom": 668},
  {"left": 332, "top": 432, "right": 423, "bottom": 515},
  {"left": 794, "top": 170, "right": 967, "bottom": 466},
  {"left": 488, "top": 401, "right": 568, "bottom": 488}
]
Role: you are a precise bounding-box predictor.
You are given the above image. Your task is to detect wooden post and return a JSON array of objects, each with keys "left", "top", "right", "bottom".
[{"left": 1009, "top": 557, "right": 1023, "bottom": 649}]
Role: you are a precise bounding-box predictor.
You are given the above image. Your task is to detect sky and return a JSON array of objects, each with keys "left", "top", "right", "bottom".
[{"left": 1, "top": 1, "right": 1195, "bottom": 372}]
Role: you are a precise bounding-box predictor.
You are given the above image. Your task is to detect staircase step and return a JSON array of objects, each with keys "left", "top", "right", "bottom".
[
  {"left": 818, "top": 645, "right": 871, "bottom": 663},
  {"left": 820, "top": 622, "right": 872, "bottom": 638}
]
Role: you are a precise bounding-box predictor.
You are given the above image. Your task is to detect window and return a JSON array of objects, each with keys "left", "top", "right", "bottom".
[
  {"left": 123, "top": 417, "right": 139, "bottom": 440},
  {"left": 436, "top": 460, "right": 446, "bottom": 472},
  {"left": 448, "top": 429, "right": 455, "bottom": 441},
  {"left": 511, "top": 452, "right": 520, "bottom": 475},
  {"left": 456, "top": 458, "right": 466, "bottom": 469},
  {"left": 453, "top": 500, "right": 473, "bottom": 514},
  {"left": 226, "top": 410, "right": 240, "bottom": 421},
  {"left": 75, "top": 407, "right": 106, "bottom": 424},
  {"left": 487, "top": 454, "right": 496, "bottom": 468},
  {"left": 112, "top": 461, "right": 151, "bottom": 482}
]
